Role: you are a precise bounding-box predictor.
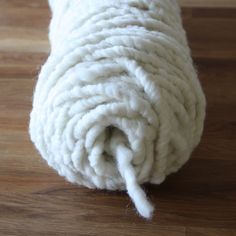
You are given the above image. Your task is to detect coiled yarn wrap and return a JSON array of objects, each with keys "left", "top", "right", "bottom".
[{"left": 29, "top": 0, "right": 206, "bottom": 218}]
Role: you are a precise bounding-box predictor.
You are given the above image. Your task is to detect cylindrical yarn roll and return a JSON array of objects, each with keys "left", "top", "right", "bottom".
[{"left": 29, "top": 0, "right": 206, "bottom": 218}]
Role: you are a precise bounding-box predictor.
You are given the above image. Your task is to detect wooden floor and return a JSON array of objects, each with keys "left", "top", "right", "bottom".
[{"left": 0, "top": 1, "right": 236, "bottom": 235}]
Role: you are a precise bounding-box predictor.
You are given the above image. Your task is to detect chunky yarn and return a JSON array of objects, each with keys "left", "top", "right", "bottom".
[{"left": 29, "top": 0, "right": 206, "bottom": 218}]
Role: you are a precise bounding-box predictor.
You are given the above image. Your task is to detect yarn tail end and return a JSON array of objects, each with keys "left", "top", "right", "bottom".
[
  {"left": 127, "top": 182, "right": 155, "bottom": 219},
  {"left": 115, "top": 144, "right": 155, "bottom": 219}
]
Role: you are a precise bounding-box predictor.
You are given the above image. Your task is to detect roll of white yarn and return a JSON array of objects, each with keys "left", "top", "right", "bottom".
[{"left": 29, "top": 0, "right": 206, "bottom": 218}]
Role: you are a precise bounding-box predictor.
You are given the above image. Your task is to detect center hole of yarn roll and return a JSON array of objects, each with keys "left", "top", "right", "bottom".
[
  {"left": 86, "top": 123, "right": 133, "bottom": 180},
  {"left": 102, "top": 125, "right": 130, "bottom": 164},
  {"left": 103, "top": 126, "right": 116, "bottom": 161}
]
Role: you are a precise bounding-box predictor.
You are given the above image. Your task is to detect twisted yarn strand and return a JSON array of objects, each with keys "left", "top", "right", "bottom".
[{"left": 29, "top": 0, "right": 206, "bottom": 218}]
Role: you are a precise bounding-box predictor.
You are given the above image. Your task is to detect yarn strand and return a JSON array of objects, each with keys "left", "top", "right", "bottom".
[{"left": 115, "top": 143, "right": 154, "bottom": 218}]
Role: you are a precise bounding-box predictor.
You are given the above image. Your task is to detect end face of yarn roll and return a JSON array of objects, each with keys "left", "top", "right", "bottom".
[{"left": 29, "top": 0, "right": 206, "bottom": 219}]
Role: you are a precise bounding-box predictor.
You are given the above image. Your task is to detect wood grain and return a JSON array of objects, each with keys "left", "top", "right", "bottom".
[
  {"left": 179, "top": 0, "right": 236, "bottom": 8},
  {"left": 0, "top": 1, "right": 236, "bottom": 235}
]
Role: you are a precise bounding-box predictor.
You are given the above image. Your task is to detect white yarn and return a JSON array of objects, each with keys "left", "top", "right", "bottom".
[{"left": 29, "top": 0, "right": 206, "bottom": 218}]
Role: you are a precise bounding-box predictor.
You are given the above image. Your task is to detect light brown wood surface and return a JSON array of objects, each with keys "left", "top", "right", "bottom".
[{"left": 0, "top": 1, "right": 236, "bottom": 235}]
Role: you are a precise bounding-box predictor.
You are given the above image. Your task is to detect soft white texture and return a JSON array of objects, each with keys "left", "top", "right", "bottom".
[{"left": 29, "top": 0, "right": 206, "bottom": 218}]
